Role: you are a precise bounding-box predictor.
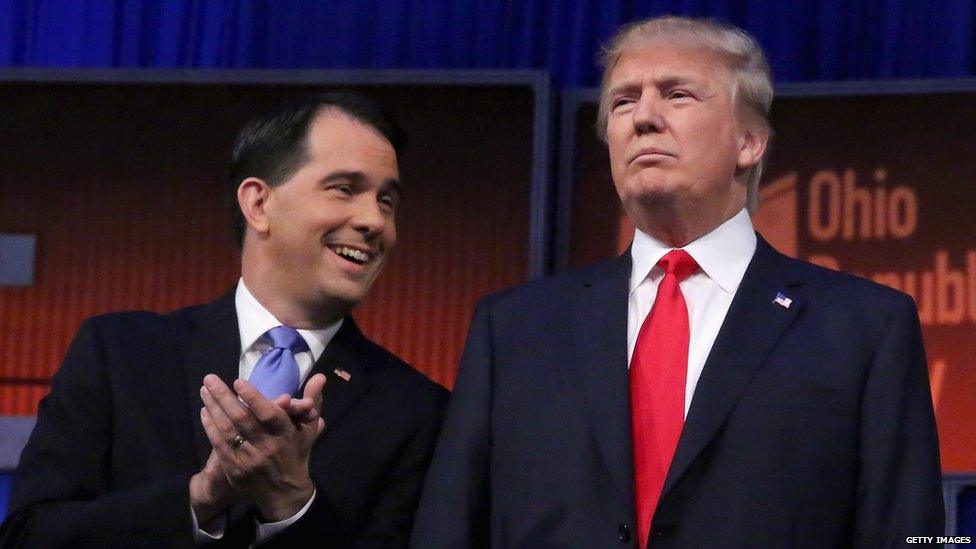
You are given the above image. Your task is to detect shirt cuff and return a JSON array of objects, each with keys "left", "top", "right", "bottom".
[
  {"left": 253, "top": 489, "right": 316, "bottom": 544},
  {"left": 189, "top": 501, "right": 227, "bottom": 544}
]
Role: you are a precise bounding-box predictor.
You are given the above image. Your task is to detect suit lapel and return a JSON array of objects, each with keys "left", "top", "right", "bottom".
[
  {"left": 311, "top": 317, "right": 372, "bottom": 434},
  {"left": 182, "top": 291, "right": 242, "bottom": 468},
  {"left": 662, "top": 236, "right": 806, "bottom": 496},
  {"left": 569, "top": 254, "right": 634, "bottom": 511}
]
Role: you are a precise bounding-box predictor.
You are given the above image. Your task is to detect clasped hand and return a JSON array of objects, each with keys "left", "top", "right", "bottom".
[{"left": 190, "top": 373, "right": 327, "bottom": 523}]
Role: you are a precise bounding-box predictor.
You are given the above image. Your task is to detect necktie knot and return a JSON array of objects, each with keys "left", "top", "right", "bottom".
[
  {"left": 266, "top": 326, "right": 309, "bottom": 354},
  {"left": 657, "top": 249, "right": 699, "bottom": 282},
  {"left": 249, "top": 326, "right": 305, "bottom": 399}
]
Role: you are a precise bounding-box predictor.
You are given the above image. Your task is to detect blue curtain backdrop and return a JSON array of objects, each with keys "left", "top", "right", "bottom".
[{"left": 0, "top": 0, "right": 973, "bottom": 86}]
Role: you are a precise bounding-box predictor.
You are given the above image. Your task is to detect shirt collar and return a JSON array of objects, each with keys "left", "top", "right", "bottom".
[
  {"left": 629, "top": 208, "right": 757, "bottom": 295},
  {"left": 234, "top": 278, "right": 343, "bottom": 361}
]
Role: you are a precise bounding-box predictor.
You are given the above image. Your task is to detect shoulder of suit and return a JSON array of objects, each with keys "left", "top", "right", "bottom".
[
  {"left": 355, "top": 334, "right": 450, "bottom": 400},
  {"left": 83, "top": 309, "right": 171, "bottom": 330},
  {"left": 777, "top": 252, "right": 915, "bottom": 311},
  {"left": 78, "top": 301, "right": 209, "bottom": 343},
  {"left": 480, "top": 256, "right": 624, "bottom": 306},
  {"left": 85, "top": 301, "right": 208, "bottom": 326}
]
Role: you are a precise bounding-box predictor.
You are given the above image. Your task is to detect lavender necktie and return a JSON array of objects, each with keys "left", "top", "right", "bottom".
[{"left": 249, "top": 326, "right": 308, "bottom": 399}]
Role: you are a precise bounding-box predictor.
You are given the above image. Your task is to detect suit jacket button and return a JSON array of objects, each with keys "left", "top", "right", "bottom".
[{"left": 617, "top": 523, "right": 630, "bottom": 543}]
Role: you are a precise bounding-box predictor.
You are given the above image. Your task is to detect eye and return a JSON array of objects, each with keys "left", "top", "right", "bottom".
[
  {"left": 378, "top": 193, "right": 398, "bottom": 212},
  {"left": 611, "top": 97, "right": 636, "bottom": 111},
  {"left": 331, "top": 183, "right": 354, "bottom": 195},
  {"left": 667, "top": 89, "right": 692, "bottom": 100}
]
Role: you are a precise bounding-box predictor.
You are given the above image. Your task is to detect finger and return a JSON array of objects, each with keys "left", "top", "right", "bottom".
[
  {"left": 199, "top": 407, "right": 224, "bottom": 448},
  {"left": 295, "top": 414, "right": 327, "bottom": 448},
  {"left": 282, "top": 394, "right": 315, "bottom": 412},
  {"left": 203, "top": 375, "right": 261, "bottom": 440},
  {"left": 304, "top": 373, "right": 328, "bottom": 407},
  {"left": 281, "top": 398, "right": 320, "bottom": 424},
  {"left": 234, "top": 378, "right": 290, "bottom": 434},
  {"left": 200, "top": 407, "right": 242, "bottom": 471},
  {"left": 201, "top": 385, "right": 255, "bottom": 442},
  {"left": 303, "top": 416, "right": 327, "bottom": 444},
  {"left": 285, "top": 375, "right": 326, "bottom": 426},
  {"left": 200, "top": 386, "right": 243, "bottom": 441},
  {"left": 270, "top": 394, "right": 318, "bottom": 423},
  {"left": 269, "top": 393, "right": 317, "bottom": 418},
  {"left": 204, "top": 448, "right": 225, "bottom": 474}
]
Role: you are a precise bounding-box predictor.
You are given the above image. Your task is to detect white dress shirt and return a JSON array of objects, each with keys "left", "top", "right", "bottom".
[
  {"left": 192, "top": 278, "right": 343, "bottom": 545},
  {"left": 627, "top": 208, "right": 756, "bottom": 418},
  {"left": 236, "top": 278, "right": 342, "bottom": 385}
]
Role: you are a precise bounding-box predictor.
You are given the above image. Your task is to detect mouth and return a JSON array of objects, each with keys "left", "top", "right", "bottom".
[
  {"left": 327, "top": 244, "right": 376, "bottom": 266},
  {"left": 630, "top": 147, "right": 675, "bottom": 164}
]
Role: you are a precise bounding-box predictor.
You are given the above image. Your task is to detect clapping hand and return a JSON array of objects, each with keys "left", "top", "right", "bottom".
[{"left": 190, "top": 373, "right": 327, "bottom": 522}]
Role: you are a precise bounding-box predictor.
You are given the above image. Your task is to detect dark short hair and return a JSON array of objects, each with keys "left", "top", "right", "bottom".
[{"left": 229, "top": 92, "right": 406, "bottom": 247}]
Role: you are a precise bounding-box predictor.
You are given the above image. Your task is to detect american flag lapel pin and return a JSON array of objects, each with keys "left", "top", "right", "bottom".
[
  {"left": 773, "top": 292, "right": 792, "bottom": 309},
  {"left": 333, "top": 368, "right": 352, "bottom": 381}
]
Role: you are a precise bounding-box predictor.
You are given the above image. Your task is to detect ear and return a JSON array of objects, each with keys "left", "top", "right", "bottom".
[
  {"left": 237, "top": 177, "right": 273, "bottom": 237},
  {"left": 736, "top": 123, "right": 770, "bottom": 171}
]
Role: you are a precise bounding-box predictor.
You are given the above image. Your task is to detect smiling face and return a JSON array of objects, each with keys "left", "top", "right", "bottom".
[
  {"left": 244, "top": 109, "right": 400, "bottom": 323},
  {"left": 605, "top": 43, "right": 763, "bottom": 238}
]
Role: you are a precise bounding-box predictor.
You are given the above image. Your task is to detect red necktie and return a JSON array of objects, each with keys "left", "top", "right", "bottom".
[{"left": 630, "top": 249, "right": 699, "bottom": 548}]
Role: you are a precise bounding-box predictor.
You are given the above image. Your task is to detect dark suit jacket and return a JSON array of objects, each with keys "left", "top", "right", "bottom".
[
  {"left": 0, "top": 292, "right": 448, "bottom": 548},
  {"left": 412, "top": 236, "right": 944, "bottom": 548}
]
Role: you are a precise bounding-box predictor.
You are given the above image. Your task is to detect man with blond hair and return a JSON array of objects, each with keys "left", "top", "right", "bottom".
[{"left": 413, "top": 16, "right": 943, "bottom": 548}]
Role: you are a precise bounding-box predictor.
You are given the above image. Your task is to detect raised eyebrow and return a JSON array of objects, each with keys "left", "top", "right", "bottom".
[
  {"left": 654, "top": 74, "right": 697, "bottom": 90},
  {"left": 320, "top": 170, "right": 365, "bottom": 185},
  {"left": 320, "top": 171, "right": 400, "bottom": 195},
  {"left": 607, "top": 79, "right": 642, "bottom": 98},
  {"left": 383, "top": 178, "right": 402, "bottom": 194}
]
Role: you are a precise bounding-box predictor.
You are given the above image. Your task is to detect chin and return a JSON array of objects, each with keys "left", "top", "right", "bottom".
[
  {"left": 623, "top": 187, "right": 682, "bottom": 211},
  {"left": 308, "top": 282, "right": 363, "bottom": 314},
  {"left": 328, "top": 286, "right": 367, "bottom": 308},
  {"left": 619, "top": 172, "right": 671, "bottom": 195}
]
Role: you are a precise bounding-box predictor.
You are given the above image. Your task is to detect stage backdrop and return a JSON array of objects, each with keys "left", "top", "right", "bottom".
[
  {"left": 561, "top": 83, "right": 976, "bottom": 473},
  {"left": 0, "top": 71, "right": 548, "bottom": 414}
]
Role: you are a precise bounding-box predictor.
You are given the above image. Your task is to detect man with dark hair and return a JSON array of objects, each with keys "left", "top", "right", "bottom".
[
  {"left": 1, "top": 92, "right": 447, "bottom": 548},
  {"left": 228, "top": 93, "right": 406, "bottom": 248},
  {"left": 413, "top": 16, "right": 943, "bottom": 548}
]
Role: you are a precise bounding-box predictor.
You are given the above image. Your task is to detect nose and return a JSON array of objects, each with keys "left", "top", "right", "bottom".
[
  {"left": 352, "top": 196, "right": 388, "bottom": 237},
  {"left": 632, "top": 94, "right": 664, "bottom": 134}
]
